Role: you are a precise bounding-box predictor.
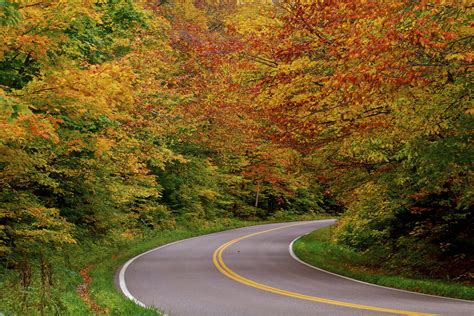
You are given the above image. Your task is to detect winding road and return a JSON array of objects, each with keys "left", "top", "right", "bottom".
[{"left": 116, "top": 220, "right": 473, "bottom": 315}]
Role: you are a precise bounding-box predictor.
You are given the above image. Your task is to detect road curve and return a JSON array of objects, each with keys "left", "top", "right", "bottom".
[{"left": 116, "top": 220, "right": 473, "bottom": 316}]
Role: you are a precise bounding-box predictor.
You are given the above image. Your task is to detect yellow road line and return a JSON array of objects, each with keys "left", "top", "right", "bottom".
[{"left": 212, "top": 223, "right": 436, "bottom": 316}]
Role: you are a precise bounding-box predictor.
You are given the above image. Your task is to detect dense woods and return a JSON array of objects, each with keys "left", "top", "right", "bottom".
[{"left": 1, "top": 0, "right": 472, "bottom": 313}]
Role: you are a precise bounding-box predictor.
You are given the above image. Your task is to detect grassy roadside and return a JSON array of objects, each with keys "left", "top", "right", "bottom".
[
  {"left": 1, "top": 213, "right": 330, "bottom": 315},
  {"left": 293, "top": 226, "right": 474, "bottom": 301}
]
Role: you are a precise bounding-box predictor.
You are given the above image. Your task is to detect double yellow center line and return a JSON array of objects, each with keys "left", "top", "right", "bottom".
[{"left": 212, "top": 223, "right": 436, "bottom": 316}]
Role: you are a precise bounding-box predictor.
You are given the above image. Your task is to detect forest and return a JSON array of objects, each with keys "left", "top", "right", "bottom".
[{"left": 0, "top": 0, "right": 472, "bottom": 314}]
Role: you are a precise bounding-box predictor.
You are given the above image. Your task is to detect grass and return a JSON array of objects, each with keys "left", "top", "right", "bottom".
[
  {"left": 1, "top": 213, "right": 332, "bottom": 315},
  {"left": 293, "top": 226, "right": 474, "bottom": 301}
]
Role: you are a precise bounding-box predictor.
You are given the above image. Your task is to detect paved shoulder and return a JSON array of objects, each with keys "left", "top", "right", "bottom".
[{"left": 117, "top": 220, "right": 474, "bottom": 316}]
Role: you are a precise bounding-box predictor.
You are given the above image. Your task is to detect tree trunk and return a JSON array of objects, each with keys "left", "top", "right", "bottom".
[{"left": 255, "top": 181, "right": 260, "bottom": 208}]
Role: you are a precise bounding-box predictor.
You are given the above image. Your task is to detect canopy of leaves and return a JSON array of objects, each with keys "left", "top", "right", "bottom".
[{"left": 1, "top": 0, "right": 472, "bottom": 313}]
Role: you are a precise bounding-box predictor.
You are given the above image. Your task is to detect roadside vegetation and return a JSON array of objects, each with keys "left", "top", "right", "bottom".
[
  {"left": 0, "top": 1, "right": 334, "bottom": 314},
  {"left": 1, "top": 0, "right": 472, "bottom": 314},
  {"left": 294, "top": 227, "right": 474, "bottom": 300}
]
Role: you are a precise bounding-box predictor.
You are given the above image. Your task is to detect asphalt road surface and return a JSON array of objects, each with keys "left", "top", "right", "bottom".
[{"left": 116, "top": 220, "right": 473, "bottom": 316}]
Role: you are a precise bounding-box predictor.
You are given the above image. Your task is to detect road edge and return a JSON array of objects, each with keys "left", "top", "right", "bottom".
[
  {"left": 118, "top": 230, "right": 238, "bottom": 308},
  {"left": 117, "top": 221, "right": 308, "bottom": 308},
  {"left": 288, "top": 235, "right": 474, "bottom": 304}
]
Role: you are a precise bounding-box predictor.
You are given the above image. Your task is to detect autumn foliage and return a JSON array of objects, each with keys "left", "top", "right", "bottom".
[
  {"left": 0, "top": 0, "right": 472, "bottom": 313},
  {"left": 221, "top": 0, "right": 472, "bottom": 279}
]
